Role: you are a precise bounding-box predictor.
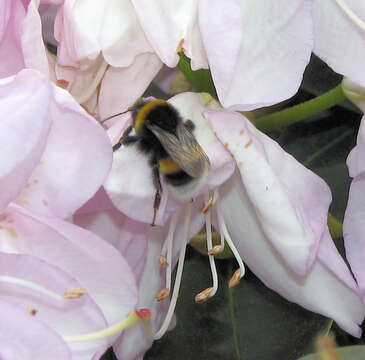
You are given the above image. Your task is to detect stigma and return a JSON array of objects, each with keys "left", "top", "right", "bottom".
[{"left": 154, "top": 189, "right": 245, "bottom": 340}]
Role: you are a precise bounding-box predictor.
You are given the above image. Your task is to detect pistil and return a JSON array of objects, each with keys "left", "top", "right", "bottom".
[{"left": 335, "top": 0, "right": 365, "bottom": 32}]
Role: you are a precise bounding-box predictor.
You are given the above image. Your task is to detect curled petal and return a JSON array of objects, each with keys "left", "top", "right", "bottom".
[
  {"left": 344, "top": 176, "right": 365, "bottom": 302},
  {"left": 0, "top": 300, "right": 71, "bottom": 360},
  {"left": 1, "top": 204, "right": 138, "bottom": 338},
  {"left": 206, "top": 110, "right": 332, "bottom": 276},
  {"left": 132, "top": 0, "right": 207, "bottom": 69},
  {"left": 0, "top": 69, "right": 51, "bottom": 212},
  {"left": 15, "top": 84, "right": 113, "bottom": 219},
  {"left": 200, "top": 0, "right": 313, "bottom": 110},
  {"left": 347, "top": 116, "right": 365, "bottom": 178},
  {"left": 313, "top": 0, "right": 365, "bottom": 87},
  {"left": 219, "top": 174, "right": 364, "bottom": 337}
]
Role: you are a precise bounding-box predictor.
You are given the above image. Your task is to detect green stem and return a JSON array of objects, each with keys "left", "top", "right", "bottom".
[
  {"left": 228, "top": 262, "right": 241, "bottom": 360},
  {"left": 255, "top": 84, "right": 346, "bottom": 132}
]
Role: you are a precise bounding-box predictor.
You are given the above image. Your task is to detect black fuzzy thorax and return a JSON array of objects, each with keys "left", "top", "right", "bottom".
[{"left": 133, "top": 103, "right": 193, "bottom": 186}]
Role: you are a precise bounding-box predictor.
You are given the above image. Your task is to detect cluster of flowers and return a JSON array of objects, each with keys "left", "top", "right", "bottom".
[{"left": 1, "top": 0, "right": 365, "bottom": 359}]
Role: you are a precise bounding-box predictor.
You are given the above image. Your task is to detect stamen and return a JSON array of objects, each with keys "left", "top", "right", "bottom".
[
  {"left": 75, "top": 59, "right": 109, "bottom": 104},
  {"left": 156, "top": 288, "right": 170, "bottom": 301},
  {"left": 195, "top": 193, "right": 218, "bottom": 302},
  {"left": 159, "top": 255, "right": 168, "bottom": 267},
  {"left": 56, "top": 79, "right": 69, "bottom": 89},
  {"left": 215, "top": 190, "right": 245, "bottom": 284},
  {"left": 208, "top": 244, "right": 224, "bottom": 256},
  {"left": 195, "top": 287, "right": 214, "bottom": 303},
  {"left": 201, "top": 195, "right": 214, "bottom": 214},
  {"left": 335, "top": 0, "right": 365, "bottom": 32},
  {"left": 63, "top": 309, "right": 147, "bottom": 343},
  {"left": 165, "top": 212, "right": 179, "bottom": 291},
  {"left": 28, "top": 307, "right": 38, "bottom": 316},
  {"left": 0, "top": 275, "right": 64, "bottom": 301},
  {"left": 228, "top": 269, "right": 242, "bottom": 288},
  {"left": 154, "top": 203, "right": 192, "bottom": 340},
  {"left": 64, "top": 287, "right": 86, "bottom": 299}
]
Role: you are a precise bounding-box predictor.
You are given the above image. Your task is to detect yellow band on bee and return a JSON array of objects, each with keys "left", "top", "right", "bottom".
[
  {"left": 135, "top": 99, "right": 168, "bottom": 134},
  {"left": 159, "top": 157, "right": 181, "bottom": 174}
]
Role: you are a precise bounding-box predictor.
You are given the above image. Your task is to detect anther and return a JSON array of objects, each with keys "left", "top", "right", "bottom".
[
  {"left": 156, "top": 288, "right": 170, "bottom": 301},
  {"left": 195, "top": 287, "right": 214, "bottom": 303},
  {"left": 28, "top": 307, "right": 38, "bottom": 316},
  {"left": 64, "top": 287, "right": 86, "bottom": 299},
  {"left": 201, "top": 196, "right": 214, "bottom": 214},
  {"left": 208, "top": 244, "right": 224, "bottom": 256},
  {"left": 159, "top": 255, "right": 169, "bottom": 267},
  {"left": 228, "top": 269, "right": 242, "bottom": 288}
]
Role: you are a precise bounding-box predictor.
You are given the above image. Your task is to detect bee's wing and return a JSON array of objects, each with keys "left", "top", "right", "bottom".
[{"left": 147, "top": 122, "right": 210, "bottom": 178}]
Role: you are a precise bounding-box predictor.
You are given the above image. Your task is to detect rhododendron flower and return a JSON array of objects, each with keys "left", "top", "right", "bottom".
[
  {"left": 43, "top": 0, "right": 163, "bottom": 118},
  {"left": 0, "top": 64, "right": 139, "bottom": 358},
  {"left": 313, "top": 0, "right": 365, "bottom": 87},
  {"left": 81, "top": 92, "right": 364, "bottom": 359},
  {"left": 132, "top": 0, "right": 313, "bottom": 110}
]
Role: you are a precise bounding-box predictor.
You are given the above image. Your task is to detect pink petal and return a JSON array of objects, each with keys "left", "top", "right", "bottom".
[
  {"left": 1, "top": 204, "right": 138, "bottom": 337},
  {"left": 98, "top": 53, "right": 163, "bottom": 119},
  {"left": 0, "top": 1, "right": 26, "bottom": 77},
  {"left": 313, "top": 0, "right": 365, "bottom": 87},
  {"left": 219, "top": 174, "right": 364, "bottom": 337},
  {"left": 15, "top": 84, "right": 113, "bottom": 219},
  {"left": 206, "top": 110, "right": 332, "bottom": 276},
  {"left": 74, "top": 187, "right": 149, "bottom": 284},
  {"left": 131, "top": 0, "right": 208, "bottom": 69},
  {"left": 0, "top": 300, "right": 71, "bottom": 360},
  {"left": 201, "top": 0, "right": 313, "bottom": 110},
  {"left": 0, "top": 252, "right": 110, "bottom": 358},
  {"left": 343, "top": 176, "right": 365, "bottom": 302},
  {"left": 0, "top": 69, "right": 51, "bottom": 212},
  {"left": 347, "top": 116, "right": 365, "bottom": 178},
  {"left": 55, "top": 0, "right": 154, "bottom": 68}
]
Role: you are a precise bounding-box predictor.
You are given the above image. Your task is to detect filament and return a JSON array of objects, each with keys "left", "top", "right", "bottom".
[
  {"left": 165, "top": 212, "right": 179, "bottom": 290},
  {"left": 0, "top": 275, "right": 65, "bottom": 301},
  {"left": 335, "top": 0, "right": 365, "bottom": 32},
  {"left": 154, "top": 202, "right": 192, "bottom": 340},
  {"left": 215, "top": 191, "right": 245, "bottom": 279},
  {"left": 205, "top": 193, "right": 218, "bottom": 297}
]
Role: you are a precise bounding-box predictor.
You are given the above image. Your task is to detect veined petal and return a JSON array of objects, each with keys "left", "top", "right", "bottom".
[
  {"left": 207, "top": 110, "right": 331, "bottom": 276},
  {"left": 132, "top": 0, "right": 207, "bottom": 69},
  {"left": 0, "top": 300, "right": 71, "bottom": 360},
  {"left": 219, "top": 174, "right": 364, "bottom": 337},
  {"left": 313, "top": 0, "right": 365, "bottom": 87},
  {"left": 343, "top": 176, "right": 365, "bottom": 302},
  {"left": 0, "top": 204, "right": 138, "bottom": 341},
  {"left": 201, "top": 0, "right": 313, "bottom": 110},
  {"left": 347, "top": 116, "right": 365, "bottom": 178},
  {"left": 0, "top": 252, "right": 109, "bottom": 358},
  {"left": 0, "top": 69, "right": 51, "bottom": 213},
  {"left": 15, "top": 84, "right": 113, "bottom": 219}
]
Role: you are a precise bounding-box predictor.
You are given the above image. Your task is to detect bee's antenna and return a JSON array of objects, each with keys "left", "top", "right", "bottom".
[{"left": 100, "top": 110, "right": 129, "bottom": 124}]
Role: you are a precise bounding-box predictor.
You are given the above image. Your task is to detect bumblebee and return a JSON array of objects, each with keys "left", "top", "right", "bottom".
[{"left": 113, "top": 99, "right": 211, "bottom": 225}]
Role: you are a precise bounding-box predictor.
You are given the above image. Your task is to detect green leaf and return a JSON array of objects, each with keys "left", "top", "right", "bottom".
[
  {"left": 177, "top": 53, "right": 217, "bottom": 99},
  {"left": 298, "top": 345, "right": 365, "bottom": 360}
]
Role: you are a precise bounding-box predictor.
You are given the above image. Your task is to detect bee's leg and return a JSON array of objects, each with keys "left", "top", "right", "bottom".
[
  {"left": 113, "top": 125, "right": 138, "bottom": 151},
  {"left": 151, "top": 157, "right": 162, "bottom": 226},
  {"left": 184, "top": 119, "right": 195, "bottom": 132}
]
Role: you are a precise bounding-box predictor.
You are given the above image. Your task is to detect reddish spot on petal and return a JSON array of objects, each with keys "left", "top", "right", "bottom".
[
  {"left": 56, "top": 79, "right": 69, "bottom": 89},
  {"left": 244, "top": 139, "right": 253, "bottom": 148},
  {"left": 239, "top": 129, "right": 244, "bottom": 135},
  {"left": 33, "top": 179, "right": 39, "bottom": 184},
  {"left": 42, "top": 199, "right": 48, "bottom": 206},
  {"left": 4, "top": 226, "right": 18, "bottom": 238}
]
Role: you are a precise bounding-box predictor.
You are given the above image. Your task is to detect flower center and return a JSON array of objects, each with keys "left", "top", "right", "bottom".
[
  {"left": 335, "top": 0, "right": 365, "bottom": 32},
  {"left": 154, "top": 188, "right": 245, "bottom": 339}
]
